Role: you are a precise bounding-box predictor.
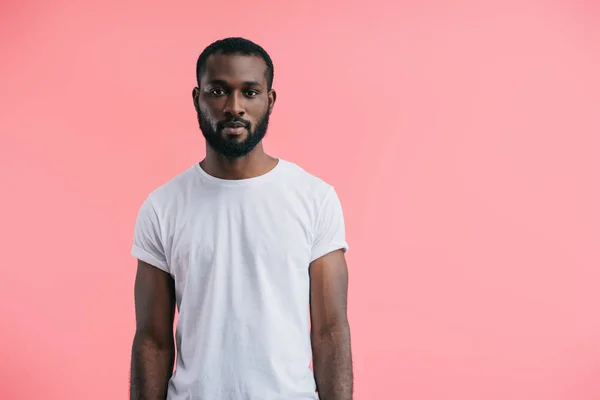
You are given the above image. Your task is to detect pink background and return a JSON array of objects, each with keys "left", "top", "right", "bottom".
[{"left": 1, "top": 0, "right": 600, "bottom": 399}]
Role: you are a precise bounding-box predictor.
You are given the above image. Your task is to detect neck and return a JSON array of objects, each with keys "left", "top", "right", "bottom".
[{"left": 200, "top": 143, "right": 278, "bottom": 180}]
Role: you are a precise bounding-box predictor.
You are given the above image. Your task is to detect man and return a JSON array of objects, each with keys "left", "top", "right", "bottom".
[{"left": 130, "top": 37, "right": 353, "bottom": 400}]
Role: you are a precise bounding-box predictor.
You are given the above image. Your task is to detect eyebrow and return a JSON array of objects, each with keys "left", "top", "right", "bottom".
[{"left": 208, "top": 79, "right": 262, "bottom": 88}]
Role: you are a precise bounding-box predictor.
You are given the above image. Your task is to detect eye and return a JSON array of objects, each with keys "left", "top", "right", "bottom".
[
  {"left": 245, "top": 90, "right": 259, "bottom": 98},
  {"left": 210, "top": 88, "right": 226, "bottom": 97}
]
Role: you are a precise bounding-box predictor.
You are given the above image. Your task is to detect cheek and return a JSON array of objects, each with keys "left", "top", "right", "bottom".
[
  {"left": 249, "top": 101, "right": 270, "bottom": 121},
  {"left": 199, "top": 103, "right": 221, "bottom": 122}
]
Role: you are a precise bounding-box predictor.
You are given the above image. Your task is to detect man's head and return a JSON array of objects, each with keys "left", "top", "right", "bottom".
[{"left": 193, "top": 37, "right": 276, "bottom": 158}]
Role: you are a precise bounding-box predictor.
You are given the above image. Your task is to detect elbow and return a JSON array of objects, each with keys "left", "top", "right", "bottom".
[
  {"left": 133, "top": 328, "right": 174, "bottom": 352},
  {"left": 312, "top": 319, "right": 351, "bottom": 341}
]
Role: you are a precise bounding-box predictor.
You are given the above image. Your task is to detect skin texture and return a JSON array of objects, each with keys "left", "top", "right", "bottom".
[
  {"left": 130, "top": 52, "right": 353, "bottom": 399},
  {"left": 310, "top": 250, "right": 354, "bottom": 400},
  {"left": 193, "top": 53, "right": 278, "bottom": 180},
  {"left": 130, "top": 260, "right": 176, "bottom": 400}
]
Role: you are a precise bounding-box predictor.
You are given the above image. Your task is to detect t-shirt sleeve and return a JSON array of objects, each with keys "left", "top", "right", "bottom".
[
  {"left": 310, "top": 187, "right": 349, "bottom": 263},
  {"left": 131, "top": 194, "right": 169, "bottom": 273}
]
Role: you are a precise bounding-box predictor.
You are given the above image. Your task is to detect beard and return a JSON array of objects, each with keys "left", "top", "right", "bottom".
[{"left": 197, "top": 108, "right": 270, "bottom": 159}]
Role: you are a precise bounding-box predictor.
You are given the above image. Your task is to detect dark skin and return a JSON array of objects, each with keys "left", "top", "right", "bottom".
[
  {"left": 310, "top": 250, "right": 354, "bottom": 400},
  {"left": 130, "top": 53, "right": 353, "bottom": 400},
  {"left": 193, "top": 53, "right": 278, "bottom": 180},
  {"left": 130, "top": 260, "right": 176, "bottom": 400}
]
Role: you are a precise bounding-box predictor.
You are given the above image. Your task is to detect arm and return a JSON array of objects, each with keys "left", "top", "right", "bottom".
[
  {"left": 130, "top": 259, "right": 176, "bottom": 400},
  {"left": 310, "top": 249, "right": 353, "bottom": 400}
]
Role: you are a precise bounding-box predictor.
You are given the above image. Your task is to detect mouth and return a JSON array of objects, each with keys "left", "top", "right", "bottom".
[
  {"left": 222, "top": 126, "right": 247, "bottom": 136},
  {"left": 221, "top": 121, "right": 248, "bottom": 136}
]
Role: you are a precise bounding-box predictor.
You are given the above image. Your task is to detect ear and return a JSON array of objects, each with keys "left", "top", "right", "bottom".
[
  {"left": 268, "top": 89, "right": 277, "bottom": 115},
  {"left": 192, "top": 87, "right": 200, "bottom": 112}
]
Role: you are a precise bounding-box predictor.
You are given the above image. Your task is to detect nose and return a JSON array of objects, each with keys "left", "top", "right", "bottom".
[{"left": 223, "top": 92, "right": 245, "bottom": 117}]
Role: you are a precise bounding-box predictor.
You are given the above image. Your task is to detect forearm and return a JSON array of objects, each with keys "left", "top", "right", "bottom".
[
  {"left": 130, "top": 334, "right": 175, "bottom": 400},
  {"left": 311, "top": 323, "right": 353, "bottom": 400}
]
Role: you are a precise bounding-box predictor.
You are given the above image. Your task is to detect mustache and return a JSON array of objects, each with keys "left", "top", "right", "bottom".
[{"left": 217, "top": 117, "right": 251, "bottom": 130}]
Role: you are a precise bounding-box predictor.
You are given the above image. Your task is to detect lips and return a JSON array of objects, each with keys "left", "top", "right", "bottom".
[
  {"left": 221, "top": 124, "right": 247, "bottom": 136},
  {"left": 220, "top": 120, "right": 248, "bottom": 136},
  {"left": 223, "top": 121, "right": 247, "bottom": 129}
]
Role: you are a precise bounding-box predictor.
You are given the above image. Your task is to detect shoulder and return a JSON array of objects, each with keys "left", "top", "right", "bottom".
[
  {"left": 277, "top": 159, "right": 335, "bottom": 200},
  {"left": 140, "top": 164, "right": 201, "bottom": 213}
]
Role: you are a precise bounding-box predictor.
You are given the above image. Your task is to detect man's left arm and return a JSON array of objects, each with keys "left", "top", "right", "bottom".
[{"left": 310, "top": 248, "right": 353, "bottom": 400}]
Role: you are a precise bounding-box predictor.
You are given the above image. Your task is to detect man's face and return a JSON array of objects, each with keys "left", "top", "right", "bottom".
[{"left": 193, "top": 54, "right": 276, "bottom": 158}]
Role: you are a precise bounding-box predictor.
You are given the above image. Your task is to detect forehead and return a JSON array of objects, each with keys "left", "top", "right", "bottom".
[{"left": 201, "top": 54, "right": 268, "bottom": 86}]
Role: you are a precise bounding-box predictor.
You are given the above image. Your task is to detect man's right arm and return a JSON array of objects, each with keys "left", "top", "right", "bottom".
[{"left": 130, "top": 259, "right": 176, "bottom": 400}]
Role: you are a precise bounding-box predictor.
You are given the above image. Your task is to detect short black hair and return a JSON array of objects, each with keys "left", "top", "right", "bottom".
[{"left": 196, "top": 37, "right": 274, "bottom": 90}]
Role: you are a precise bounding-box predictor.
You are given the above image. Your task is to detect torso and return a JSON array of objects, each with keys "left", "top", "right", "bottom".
[{"left": 146, "top": 159, "right": 335, "bottom": 399}]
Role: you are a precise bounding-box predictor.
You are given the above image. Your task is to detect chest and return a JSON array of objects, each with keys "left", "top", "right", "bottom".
[{"left": 164, "top": 190, "right": 315, "bottom": 297}]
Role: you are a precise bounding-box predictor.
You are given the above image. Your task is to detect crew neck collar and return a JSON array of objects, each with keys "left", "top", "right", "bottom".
[{"left": 194, "top": 158, "right": 284, "bottom": 187}]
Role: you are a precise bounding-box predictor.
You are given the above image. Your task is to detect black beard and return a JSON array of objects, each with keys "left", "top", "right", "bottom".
[{"left": 197, "top": 109, "right": 270, "bottom": 158}]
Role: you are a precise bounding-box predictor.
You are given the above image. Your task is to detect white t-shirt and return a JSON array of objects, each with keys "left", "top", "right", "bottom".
[{"left": 131, "top": 158, "right": 349, "bottom": 400}]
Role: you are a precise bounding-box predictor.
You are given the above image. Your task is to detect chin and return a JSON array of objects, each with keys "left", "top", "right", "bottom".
[{"left": 223, "top": 135, "right": 249, "bottom": 144}]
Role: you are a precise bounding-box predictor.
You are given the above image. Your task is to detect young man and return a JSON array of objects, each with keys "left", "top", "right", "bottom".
[{"left": 130, "top": 37, "right": 353, "bottom": 400}]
